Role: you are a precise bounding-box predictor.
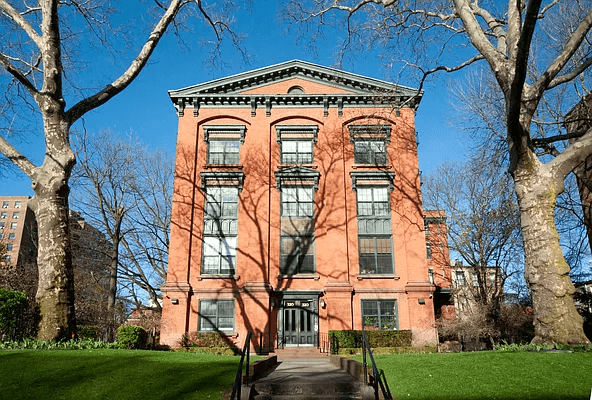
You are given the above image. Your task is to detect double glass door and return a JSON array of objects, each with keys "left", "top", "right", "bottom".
[{"left": 282, "top": 299, "right": 316, "bottom": 346}]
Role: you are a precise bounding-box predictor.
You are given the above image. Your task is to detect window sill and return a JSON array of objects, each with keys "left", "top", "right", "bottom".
[
  {"left": 277, "top": 274, "right": 320, "bottom": 281},
  {"left": 278, "top": 164, "right": 318, "bottom": 169},
  {"left": 197, "top": 274, "right": 240, "bottom": 281},
  {"left": 356, "top": 274, "right": 400, "bottom": 280},
  {"left": 351, "top": 164, "right": 392, "bottom": 169},
  {"left": 205, "top": 164, "right": 243, "bottom": 169}
]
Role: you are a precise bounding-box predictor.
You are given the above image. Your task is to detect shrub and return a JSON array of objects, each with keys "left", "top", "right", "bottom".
[
  {"left": 329, "top": 330, "right": 413, "bottom": 353},
  {"left": 116, "top": 325, "right": 148, "bottom": 349},
  {"left": 77, "top": 325, "right": 100, "bottom": 340},
  {"left": 0, "top": 338, "right": 123, "bottom": 350},
  {"left": 0, "top": 288, "right": 28, "bottom": 340},
  {"left": 179, "top": 331, "right": 239, "bottom": 354}
]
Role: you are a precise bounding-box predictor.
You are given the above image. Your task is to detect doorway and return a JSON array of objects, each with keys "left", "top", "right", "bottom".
[{"left": 277, "top": 296, "right": 318, "bottom": 347}]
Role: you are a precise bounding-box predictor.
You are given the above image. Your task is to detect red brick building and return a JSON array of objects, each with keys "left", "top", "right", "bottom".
[{"left": 160, "top": 60, "right": 439, "bottom": 351}]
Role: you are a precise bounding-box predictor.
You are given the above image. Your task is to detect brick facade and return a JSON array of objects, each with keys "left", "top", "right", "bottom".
[{"left": 161, "top": 61, "right": 439, "bottom": 351}]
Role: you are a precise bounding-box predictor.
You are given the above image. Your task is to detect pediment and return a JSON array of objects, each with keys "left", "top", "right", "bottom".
[{"left": 169, "top": 60, "right": 419, "bottom": 98}]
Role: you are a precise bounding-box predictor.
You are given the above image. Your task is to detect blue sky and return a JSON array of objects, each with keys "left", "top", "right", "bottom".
[{"left": 0, "top": 0, "right": 469, "bottom": 197}]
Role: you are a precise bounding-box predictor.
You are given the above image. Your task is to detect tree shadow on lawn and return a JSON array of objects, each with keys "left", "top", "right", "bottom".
[{"left": 0, "top": 350, "right": 238, "bottom": 400}]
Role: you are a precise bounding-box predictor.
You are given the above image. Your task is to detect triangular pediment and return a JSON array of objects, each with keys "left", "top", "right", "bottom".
[{"left": 169, "top": 60, "right": 420, "bottom": 98}]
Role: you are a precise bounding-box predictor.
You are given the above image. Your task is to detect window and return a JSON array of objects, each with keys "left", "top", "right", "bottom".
[
  {"left": 208, "top": 140, "right": 240, "bottom": 165},
  {"left": 354, "top": 140, "right": 387, "bottom": 164},
  {"left": 356, "top": 187, "right": 393, "bottom": 274},
  {"left": 0, "top": 212, "right": 6, "bottom": 219},
  {"left": 472, "top": 272, "right": 479, "bottom": 287},
  {"left": 428, "top": 268, "right": 434, "bottom": 284},
  {"left": 0, "top": 232, "right": 3, "bottom": 239},
  {"left": 280, "top": 185, "right": 315, "bottom": 274},
  {"left": 4, "top": 255, "right": 10, "bottom": 262},
  {"left": 10, "top": 222, "right": 17, "bottom": 230},
  {"left": 281, "top": 140, "right": 313, "bottom": 164},
  {"left": 281, "top": 235, "right": 315, "bottom": 274},
  {"left": 277, "top": 125, "right": 317, "bottom": 164},
  {"left": 203, "top": 237, "right": 237, "bottom": 275},
  {"left": 6, "top": 244, "right": 12, "bottom": 251},
  {"left": 489, "top": 272, "right": 496, "bottom": 287},
  {"left": 455, "top": 271, "right": 465, "bottom": 285},
  {"left": 349, "top": 124, "right": 391, "bottom": 165},
  {"left": 199, "top": 300, "right": 234, "bottom": 332},
  {"left": 14, "top": 201, "right": 21, "bottom": 209},
  {"left": 202, "top": 186, "right": 238, "bottom": 275},
  {"left": 281, "top": 187, "right": 314, "bottom": 217},
  {"left": 426, "top": 242, "right": 432, "bottom": 260},
  {"left": 12, "top": 212, "right": 19, "bottom": 219},
  {"left": 424, "top": 220, "right": 430, "bottom": 236},
  {"left": 362, "top": 299, "right": 398, "bottom": 330},
  {"left": 204, "top": 125, "right": 245, "bottom": 165},
  {"left": 8, "top": 233, "right": 15, "bottom": 240},
  {"left": 0, "top": 221, "right": 4, "bottom": 229},
  {"left": 1, "top": 201, "right": 8, "bottom": 208}
]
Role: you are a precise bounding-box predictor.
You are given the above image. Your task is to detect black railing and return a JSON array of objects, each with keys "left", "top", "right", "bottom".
[
  {"left": 361, "top": 329, "right": 393, "bottom": 400},
  {"left": 230, "top": 331, "right": 252, "bottom": 400}
]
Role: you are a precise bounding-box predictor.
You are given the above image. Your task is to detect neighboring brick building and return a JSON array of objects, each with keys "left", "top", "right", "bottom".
[
  {"left": 160, "top": 60, "right": 439, "bottom": 351},
  {"left": 424, "top": 210, "right": 455, "bottom": 320}
]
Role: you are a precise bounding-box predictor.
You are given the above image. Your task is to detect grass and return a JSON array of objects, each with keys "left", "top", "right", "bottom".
[
  {"left": 360, "top": 351, "right": 592, "bottom": 400},
  {"left": 2, "top": 348, "right": 591, "bottom": 400},
  {"left": 0, "top": 349, "right": 241, "bottom": 400}
]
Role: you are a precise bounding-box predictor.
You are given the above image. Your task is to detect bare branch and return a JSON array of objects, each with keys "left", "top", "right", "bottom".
[
  {"left": 0, "top": 134, "right": 37, "bottom": 178},
  {"left": 66, "top": 0, "right": 187, "bottom": 123},
  {"left": 0, "top": 53, "right": 40, "bottom": 101},
  {"left": 0, "top": 0, "right": 42, "bottom": 46},
  {"left": 532, "top": 8, "right": 592, "bottom": 98}
]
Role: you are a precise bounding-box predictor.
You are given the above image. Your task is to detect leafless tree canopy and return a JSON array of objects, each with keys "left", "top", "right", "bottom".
[
  {"left": 285, "top": 0, "right": 592, "bottom": 344},
  {"left": 0, "top": 0, "right": 246, "bottom": 340},
  {"left": 71, "top": 129, "right": 173, "bottom": 324}
]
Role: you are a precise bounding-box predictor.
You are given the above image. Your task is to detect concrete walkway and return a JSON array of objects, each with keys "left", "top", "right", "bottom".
[{"left": 252, "top": 358, "right": 369, "bottom": 400}]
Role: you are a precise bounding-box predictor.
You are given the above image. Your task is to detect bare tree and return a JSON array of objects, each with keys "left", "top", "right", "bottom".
[
  {"left": 424, "top": 155, "right": 523, "bottom": 305},
  {"left": 118, "top": 149, "right": 172, "bottom": 313},
  {"left": 287, "top": 0, "right": 592, "bottom": 344},
  {"left": 0, "top": 0, "right": 244, "bottom": 340},
  {"left": 71, "top": 129, "right": 139, "bottom": 340},
  {"left": 423, "top": 154, "right": 524, "bottom": 343},
  {"left": 72, "top": 129, "right": 173, "bottom": 335}
]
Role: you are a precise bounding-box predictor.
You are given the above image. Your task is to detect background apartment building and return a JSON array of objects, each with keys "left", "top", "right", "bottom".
[{"left": 0, "top": 196, "right": 110, "bottom": 335}]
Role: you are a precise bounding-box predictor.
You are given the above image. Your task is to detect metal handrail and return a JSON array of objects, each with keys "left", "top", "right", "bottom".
[
  {"left": 230, "top": 331, "right": 252, "bottom": 400},
  {"left": 361, "top": 328, "right": 393, "bottom": 400}
]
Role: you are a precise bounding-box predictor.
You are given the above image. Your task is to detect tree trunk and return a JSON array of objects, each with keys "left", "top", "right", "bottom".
[
  {"left": 33, "top": 116, "right": 77, "bottom": 341},
  {"left": 513, "top": 154, "right": 589, "bottom": 344},
  {"left": 106, "top": 235, "right": 119, "bottom": 342}
]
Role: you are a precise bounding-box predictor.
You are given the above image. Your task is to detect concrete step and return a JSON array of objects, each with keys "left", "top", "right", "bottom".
[
  {"left": 254, "top": 380, "right": 363, "bottom": 396},
  {"left": 271, "top": 347, "right": 328, "bottom": 359},
  {"left": 254, "top": 394, "right": 362, "bottom": 400},
  {"left": 252, "top": 358, "right": 366, "bottom": 400}
]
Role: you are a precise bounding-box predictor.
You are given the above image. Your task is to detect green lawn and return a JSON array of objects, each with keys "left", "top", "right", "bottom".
[
  {"left": 2, "top": 349, "right": 591, "bottom": 400},
  {"left": 363, "top": 351, "right": 592, "bottom": 400},
  {"left": 0, "top": 349, "right": 240, "bottom": 400}
]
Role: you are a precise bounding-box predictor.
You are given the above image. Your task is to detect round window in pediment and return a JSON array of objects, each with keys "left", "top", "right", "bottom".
[{"left": 287, "top": 86, "right": 305, "bottom": 94}]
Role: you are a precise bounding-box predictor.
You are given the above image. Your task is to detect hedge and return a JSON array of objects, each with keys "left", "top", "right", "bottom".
[
  {"left": 329, "top": 330, "right": 412, "bottom": 353},
  {"left": 179, "top": 331, "right": 239, "bottom": 354}
]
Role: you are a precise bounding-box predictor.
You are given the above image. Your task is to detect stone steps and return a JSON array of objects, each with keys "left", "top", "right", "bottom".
[
  {"left": 270, "top": 347, "right": 329, "bottom": 359},
  {"left": 249, "top": 358, "right": 372, "bottom": 400}
]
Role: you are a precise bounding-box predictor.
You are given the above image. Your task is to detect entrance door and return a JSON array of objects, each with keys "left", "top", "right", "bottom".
[{"left": 283, "top": 300, "right": 315, "bottom": 346}]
